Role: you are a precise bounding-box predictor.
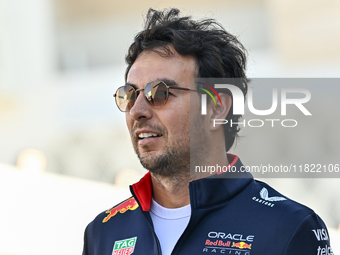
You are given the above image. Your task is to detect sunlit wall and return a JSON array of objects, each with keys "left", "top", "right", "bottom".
[{"left": 1, "top": 0, "right": 340, "bottom": 254}]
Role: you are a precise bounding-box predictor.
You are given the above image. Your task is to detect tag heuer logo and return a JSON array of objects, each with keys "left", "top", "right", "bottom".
[{"left": 112, "top": 237, "right": 137, "bottom": 255}]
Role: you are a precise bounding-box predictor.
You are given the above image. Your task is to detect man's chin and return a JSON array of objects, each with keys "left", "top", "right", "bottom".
[
  {"left": 138, "top": 152, "right": 159, "bottom": 167},
  {"left": 137, "top": 152, "right": 168, "bottom": 174},
  {"left": 137, "top": 149, "right": 161, "bottom": 160},
  {"left": 138, "top": 157, "right": 159, "bottom": 173}
]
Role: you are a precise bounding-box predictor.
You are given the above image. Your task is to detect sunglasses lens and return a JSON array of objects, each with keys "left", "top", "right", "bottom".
[
  {"left": 145, "top": 81, "right": 168, "bottom": 106},
  {"left": 115, "top": 85, "right": 136, "bottom": 111}
]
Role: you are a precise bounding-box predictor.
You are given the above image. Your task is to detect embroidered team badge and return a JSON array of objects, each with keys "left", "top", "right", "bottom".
[
  {"left": 259, "top": 187, "right": 286, "bottom": 202},
  {"left": 252, "top": 187, "right": 286, "bottom": 207},
  {"left": 103, "top": 198, "right": 139, "bottom": 223},
  {"left": 112, "top": 237, "right": 137, "bottom": 255}
]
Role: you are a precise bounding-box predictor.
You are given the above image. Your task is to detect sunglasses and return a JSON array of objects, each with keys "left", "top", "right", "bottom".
[{"left": 113, "top": 80, "right": 197, "bottom": 112}]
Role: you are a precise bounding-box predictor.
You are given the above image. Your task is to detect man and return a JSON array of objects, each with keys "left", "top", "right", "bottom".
[{"left": 82, "top": 8, "right": 333, "bottom": 255}]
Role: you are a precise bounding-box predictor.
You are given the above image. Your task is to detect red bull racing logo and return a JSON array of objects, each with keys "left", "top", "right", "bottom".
[
  {"left": 103, "top": 198, "right": 139, "bottom": 223},
  {"left": 203, "top": 231, "right": 254, "bottom": 254},
  {"left": 232, "top": 242, "right": 252, "bottom": 249}
]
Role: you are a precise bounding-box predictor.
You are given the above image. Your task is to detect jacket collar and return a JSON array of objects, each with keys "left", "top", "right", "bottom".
[
  {"left": 130, "top": 154, "right": 253, "bottom": 211},
  {"left": 189, "top": 154, "right": 253, "bottom": 209}
]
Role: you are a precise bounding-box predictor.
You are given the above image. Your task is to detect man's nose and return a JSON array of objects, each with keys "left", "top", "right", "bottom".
[{"left": 128, "top": 90, "right": 153, "bottom": 120}]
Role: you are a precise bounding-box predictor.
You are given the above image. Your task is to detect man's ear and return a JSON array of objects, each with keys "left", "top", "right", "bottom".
[{"left": 207, "top": 93, "right": 232, "bottom": 130}]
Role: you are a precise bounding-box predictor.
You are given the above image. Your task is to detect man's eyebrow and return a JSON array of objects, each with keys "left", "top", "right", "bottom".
[
  {"left": 125, "top": 82, "right": 138, "bottom": 89},
  {"left": 158, "top": 78, "right": 179, "bottom": 87},
  {"left": 126, "top": 79, "right": 179, "bottom": 88}
]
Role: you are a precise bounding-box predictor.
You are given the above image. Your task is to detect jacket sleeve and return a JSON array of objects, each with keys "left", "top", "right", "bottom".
[
  {"left": 284, "top": 213, "right": 333, "bottom": 255},
  {"left": 82, "top": 224, "right": 92, "bottom": 255}
]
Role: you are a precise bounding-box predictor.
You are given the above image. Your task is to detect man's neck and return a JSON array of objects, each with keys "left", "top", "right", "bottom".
[
  {"left": 150, "top": 154, "right": 230, "bottom": 208},
  {"left": 151, "top": 173, "right": 190, "bottom": 208}
]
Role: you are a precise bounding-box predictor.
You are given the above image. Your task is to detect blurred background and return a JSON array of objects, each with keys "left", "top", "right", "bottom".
[{"left": 1, "top": 0, "right": 340, "bottom": 254}]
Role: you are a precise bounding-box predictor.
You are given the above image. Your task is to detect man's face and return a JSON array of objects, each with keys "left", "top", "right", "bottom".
[{"left": 125, "top": 48, "right": 201, "bottom": 178}]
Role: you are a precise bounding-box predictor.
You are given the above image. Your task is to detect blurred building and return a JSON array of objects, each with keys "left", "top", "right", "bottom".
[{"left": 1, "top": 0, "right": 340, "bottom": 254}]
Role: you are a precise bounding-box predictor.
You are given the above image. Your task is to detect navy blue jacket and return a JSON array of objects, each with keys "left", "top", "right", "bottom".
[{"left": 82, "top": 155, "right": 333, "bottom": 255}]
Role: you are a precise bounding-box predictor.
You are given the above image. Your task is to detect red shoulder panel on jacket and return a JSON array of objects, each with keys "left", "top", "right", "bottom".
[{"left": 131, "top": 171, "right": 152, "bottom": 211}]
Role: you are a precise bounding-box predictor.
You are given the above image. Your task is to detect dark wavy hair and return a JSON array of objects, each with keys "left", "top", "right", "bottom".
[{"left": 125, "top": 8, "right": 248, "bottom": 151}]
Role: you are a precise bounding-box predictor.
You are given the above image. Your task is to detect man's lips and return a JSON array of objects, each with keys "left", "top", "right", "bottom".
[
  {"left": 138, "top": 135, "right": 162, "bottom": 146},
  {"left": 135, "top": 130, "right": 163, "bottom": 146}
]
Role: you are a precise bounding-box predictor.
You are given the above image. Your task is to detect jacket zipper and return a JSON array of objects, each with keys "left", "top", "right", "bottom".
[
  {"left": 142, "top": 211, "right": 163, "bottom": 255},
  {"left": 170, "top": 182, "right": 197, "bottom": 255},
  {"left": 130, "top": 187, "right": 162, "bottom": 255}
]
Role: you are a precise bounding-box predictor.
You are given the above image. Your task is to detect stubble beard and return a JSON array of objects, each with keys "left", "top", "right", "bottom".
[
  {"left": 131, "top": 114, "right": 209, "bottom": 184},
  {"left": 134, "top": 138, "right": 190, "bottom": 184},
  {"left": 130, "top": 120, "right": 192, "bottom": 185}
]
